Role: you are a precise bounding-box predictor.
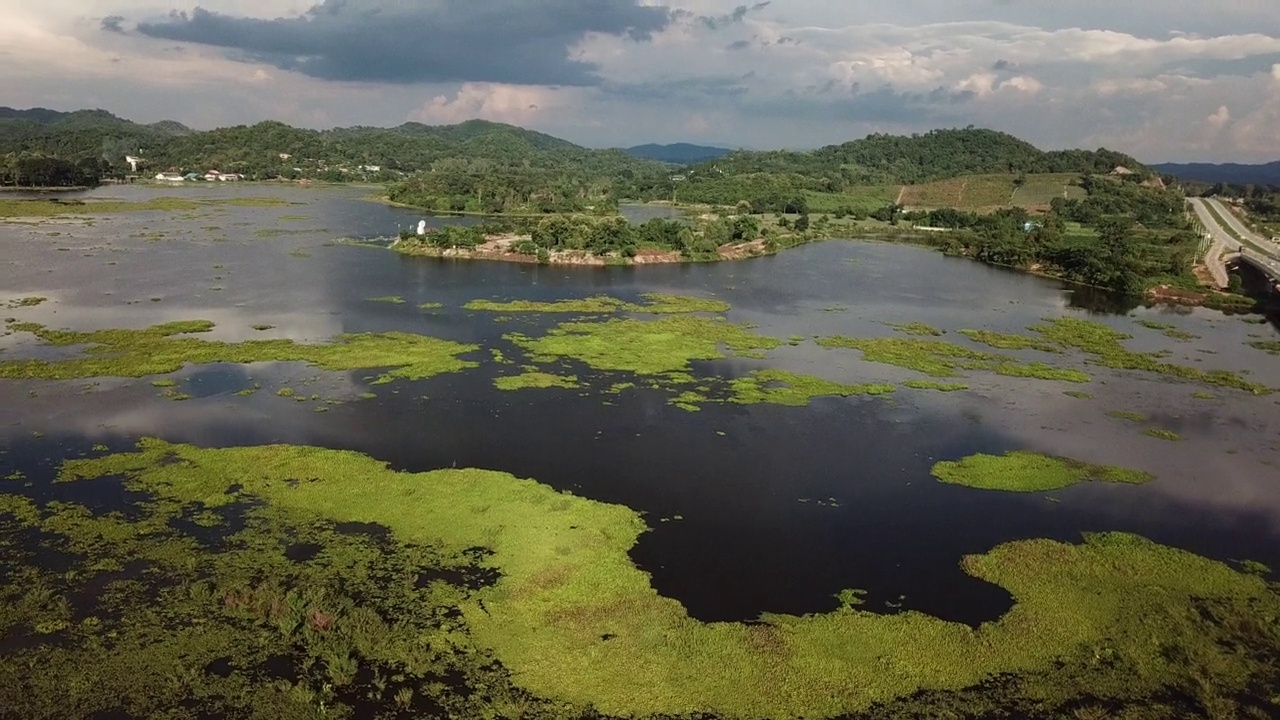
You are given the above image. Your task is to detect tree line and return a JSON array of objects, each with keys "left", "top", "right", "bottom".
[
  {"left": 892, "top": 176, "right": 1197, "bottom": 294},
  {"left": 0, "top": 154, "right": 107, "bottom": 187},
  {"left": 398, "top": 213, "right": 765, "bottom": 262}
]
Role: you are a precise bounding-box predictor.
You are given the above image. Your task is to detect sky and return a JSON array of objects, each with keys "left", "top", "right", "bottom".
[{"left": 3, "top": 0, "right": 1279, "bottom": 162}]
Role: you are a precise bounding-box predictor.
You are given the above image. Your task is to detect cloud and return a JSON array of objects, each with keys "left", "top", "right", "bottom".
[
  {"left": 2, "top": 1, "right": 1278, "bottom": 160},
  {"left": 691, "top": 2, "right": 771, "bottom": 30},
  {"left": 1207, "top": 105, "right": 1231, "bottom": 129},
  {"left": 410, "top": 83, "right": 577, "bottom": 125},
  {"left": 131, "top": 0, "right": 671, "bottom": 86}
]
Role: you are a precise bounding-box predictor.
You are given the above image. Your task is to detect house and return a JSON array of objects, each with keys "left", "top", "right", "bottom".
[
  {"left": 184, "top": 173, "right": 202, "bottom": 182},
  {"left": 201, "top": 170, "right": 245, "bottom": 181},
  {"left": 278, "top": 153, "right": 292, "bottom": 160},
  {"left": 154, "top": 172, "right": 184, "bottom": 182},
  {"left": 1111, "top": 166, "right": 1135, "bottom": 177},
  {"left": 125, "top": 155, "right": 144, "bottom": 173},
  {"left": 360, "top": 165, "right": 381, "bottom": 173}
]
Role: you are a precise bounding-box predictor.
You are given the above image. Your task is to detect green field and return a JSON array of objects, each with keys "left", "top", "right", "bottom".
[
  {"left": 1010, "top": 173, "right": 1087, "bottom": 207},
  {"left": 1062, "top": 221, "right": 1098, "bottom": 240},
  {"left": 897, "top": 173, "right": 1085, "bottom": 212},
  {"left": 899, "top": 174, "right": 1011, "bottom": 210}
]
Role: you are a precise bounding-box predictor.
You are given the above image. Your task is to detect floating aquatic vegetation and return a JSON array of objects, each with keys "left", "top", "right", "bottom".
[
  {"left": 903, "top": 380, "right": 970, "bottom": 392},
  {"left": 2, "top": 297, "right": 46, "bottom": 309},
  {"left": 3, "top": 440, "right": 1270, "bottom": 719},
  {"left": 1029, "top": 317, "right": 1267, "bottom": 394},
  {"left": 494, "top": 372, "right": 581, "bottom": 391},
  {"left": 931, "top": 451, "right": 1154, "bottom": 492},
  {"left": 1106, "top": 410, "right": 1149, "bottom": 423},
  {"left": 816, "top": 335, "right": 1090, "bottom": 383},
  {"left": 0, "top": 320, "right": 479, "bottom": 384},
  {"left": 506, "top": 315, "right": 780, "bottom": 376},
  {"left": 729, "top": 369, "right": 894, "bottom": 406},
  {"left": 887, "top": 321, "right": 943, "bottom": 337},
  {"left": 467, "top": 293, "right": 730, "bottom": 314},
  {"left": 957, "top": 329, "right": 1061, "bottom": 353}
]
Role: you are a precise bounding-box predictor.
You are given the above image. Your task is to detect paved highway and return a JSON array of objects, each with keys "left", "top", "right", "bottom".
[
  {"left": 1204, "top": 198, "right": 1280, "bottom": 258},
  {"left": 1188, "top": 198, "right": 1232, "bottom": 288}
]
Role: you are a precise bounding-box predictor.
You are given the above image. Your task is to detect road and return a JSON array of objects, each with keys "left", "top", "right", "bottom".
[
  {"left": 1188, "top": 198, "right": 1232, "bottom": 288},
  {"left": 1204, "top": 197, "right": 1280, "bottom": 258}
]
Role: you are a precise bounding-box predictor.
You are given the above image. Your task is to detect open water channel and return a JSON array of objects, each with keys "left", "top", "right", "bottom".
[{"left": 3, "top": 183, "right": 1279, "bottom": 632}]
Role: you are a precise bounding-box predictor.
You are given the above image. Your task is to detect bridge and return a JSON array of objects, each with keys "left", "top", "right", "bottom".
[
  {"left": 1229, "top": 249, "right": 1280, "bottom": 291},
  {"left": 1188, "top": 198, "right": 1280, "bottom": 292}
]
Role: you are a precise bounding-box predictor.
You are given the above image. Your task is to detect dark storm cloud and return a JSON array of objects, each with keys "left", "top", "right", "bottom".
[
  {"left": 131, "top": 0, "right": 671, "bottom": 86},
  {"left": 101, "top": 15, "right": 126, "bottom": 33}
]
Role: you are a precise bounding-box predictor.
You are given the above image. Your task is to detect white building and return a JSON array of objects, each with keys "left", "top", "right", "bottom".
[
  {"left": 154, "top": 172, "right": 184, "bottom": 182},
  {"left": 125, "top": 155, "right": 143, "bottom": 173}
]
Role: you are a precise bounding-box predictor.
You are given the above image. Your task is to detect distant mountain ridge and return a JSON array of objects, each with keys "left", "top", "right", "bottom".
[
  {"left": 1152, "top": 161, "right": 1280, "bottom": 186},
  {"left": 1, "top": 107, "right": 1146, "bottom": 190},
  {"left": 687, "top": 128, "right": 1149, "bottom": 186},
  {"left": 625, "top": 143, "right": 732, "bottom": 165},
  {"left": 0, "top": 108, "right": 663, "bottom": 180}
]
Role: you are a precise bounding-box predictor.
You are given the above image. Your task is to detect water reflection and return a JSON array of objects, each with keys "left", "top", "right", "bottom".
[{"left": 3, "top": 186, "right": 1279, "bottom": 628}]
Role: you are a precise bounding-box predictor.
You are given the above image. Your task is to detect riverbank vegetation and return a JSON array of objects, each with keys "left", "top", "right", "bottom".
[
  {"left": 931, "top": 451, "right": 1154, "bottom": 492},
  {"left": 2, "top": 439, "right": 1276, "bottom": 718},
  {"left": 0, "top": 196, "right": 293, "bottom": 219},
  {"left": 394, "top": 213, "right": 771, "bottom": 263}
]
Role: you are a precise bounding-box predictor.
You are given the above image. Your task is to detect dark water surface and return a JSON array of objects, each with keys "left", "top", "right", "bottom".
[{"left": 3, "top": 184, "right": 1280, "bottom": 627}]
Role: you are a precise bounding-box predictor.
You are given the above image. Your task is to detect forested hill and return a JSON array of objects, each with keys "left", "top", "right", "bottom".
[
  {"left": 3, "top": 109, "right": 1147, "bottom": 199},
  {"left": 625, "top": 143, "right": 732, "bottom": 165},
  {"left": 0, "top": 108, "right": 665, "bottom": 183},
  {"left": 0, "top": 107, "right": 193, "bottom": 162},
  {"left": 696, "top": 128, "right": 1148, "bottom": 186},
  {"left": 1152, "top": 161, "right": 1280, "bottom": 186}
]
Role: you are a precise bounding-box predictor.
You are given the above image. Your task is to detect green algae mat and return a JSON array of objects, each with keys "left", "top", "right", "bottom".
[
  {"left": 4, "top": 439, "right": 1278, "bottom": 719},
  {"left": 932, "top": 451, "right": 1154, "bottom": 492},
  {"left": 0, "top": 320, "right": 479, "bottom": 383},
  {"left": 467, "top": 292, "right": 730, "bottom": 314}
]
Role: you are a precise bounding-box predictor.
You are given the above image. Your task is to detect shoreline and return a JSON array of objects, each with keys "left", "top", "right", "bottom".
[
  {"left": 0, "top": 185, "right": 94, "bottom": 193},
  {"left": 391, "top": 230, "right": 1263, "bottom": 312},
  {"left": 393, "top": 234, "right": 773, "bottom": 266}
]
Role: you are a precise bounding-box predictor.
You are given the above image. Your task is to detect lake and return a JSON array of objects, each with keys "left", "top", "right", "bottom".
[{"left": 3, "top": 184, "right": 1280, "bottom": 716}]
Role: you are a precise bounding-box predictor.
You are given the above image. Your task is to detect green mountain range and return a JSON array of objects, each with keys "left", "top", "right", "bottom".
[{"left": 2, "top": 107, "right": 1146, "bottom": 185}]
